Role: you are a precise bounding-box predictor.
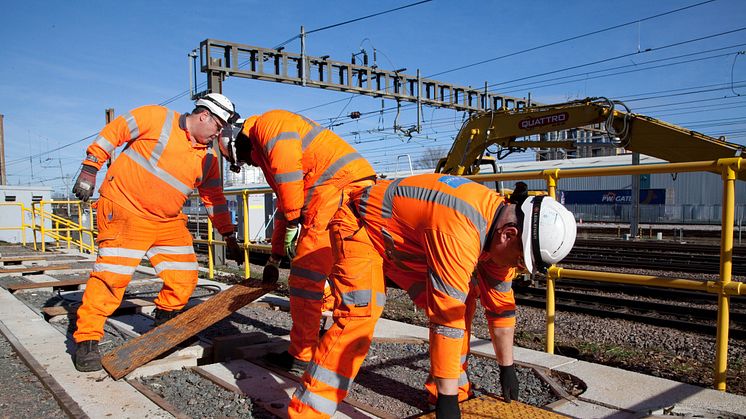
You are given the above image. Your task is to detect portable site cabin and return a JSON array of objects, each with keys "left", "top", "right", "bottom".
[{"left": 0, "top": 185, "right": 54, "bottom": 244}]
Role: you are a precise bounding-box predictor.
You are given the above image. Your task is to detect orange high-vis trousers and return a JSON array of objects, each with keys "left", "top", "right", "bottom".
[
  {"left": 289, "top": 201, "right": 386, "bottom": 418},
  {"left": 74, "top": 197, "right": 198, "bottom": 343},
  {"left": 287, "top": 179, "right": 374, "bottom": 362}
]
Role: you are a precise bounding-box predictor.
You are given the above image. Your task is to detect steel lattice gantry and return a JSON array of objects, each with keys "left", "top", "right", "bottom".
[{"left": 198, "top": 38, "right": 531, "bottom": 112}]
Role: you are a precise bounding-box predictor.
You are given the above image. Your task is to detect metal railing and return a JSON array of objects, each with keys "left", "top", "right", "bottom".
[
  {"left": 30, "top": 200, "right": 96, "bottom": 253},
  {"left": 0, "top": 202, "right": 33, "bottom": 245},
  {"left": 468, "top": 157, "right": 745, "bottom": 391}
]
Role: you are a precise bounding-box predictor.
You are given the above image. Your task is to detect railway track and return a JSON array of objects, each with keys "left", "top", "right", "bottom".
[
  {"left": 565, "top": 239, "right": 746, "bottom": 275},
  {"left": 515, "top": 276, "right": 746, "bottom": 339}
]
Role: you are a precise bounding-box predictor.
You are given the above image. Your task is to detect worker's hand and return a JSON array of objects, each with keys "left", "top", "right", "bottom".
[
  {"left": 435, "top": 394, "right": 460, "bottom": 419},
  {"left": 499, "top": 364, "right": 519, "bottom": 403},
  {"left": 262, "top": 254, "right": 282, "bottom": 284},
  {"left": 72, "top": 164, "right": 98, "bottom": 202},
  {"left": 283, "top": 224, "right": 300, "bottom": 260},
  {"left": 224, "top": 234, "right": 244, "bottom": 265}
]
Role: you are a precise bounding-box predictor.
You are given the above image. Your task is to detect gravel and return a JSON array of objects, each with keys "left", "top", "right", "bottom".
[{"left": 0, "top": 331, "right": 67, "bottom": 419}]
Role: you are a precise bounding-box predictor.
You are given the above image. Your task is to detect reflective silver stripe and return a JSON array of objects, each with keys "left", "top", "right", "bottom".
[
  {"left": 491, "top": 281, "right": 513, "bottom": 293},
  {"left": 340, "top": 289, "right": 371, "bottom": 307},
  {"left": 200, "top": 178, "right": 221, "bottom": 188},
  {"left": 200, "top": 153, "right": 216, "bottom": 186},
  {"left": 429, "top": 269, "right": 467, "bottom": 302},
  {"left": 376, "top": 291, "right": 387, "bottom": 307},
  {"left": 124, "top": 112, "right": 139, "bottom": 140},
  {"left": 430, "top": 323, "right": 465, "bottom": 339},
  {"left": 265, "top": 131, "right": 300, "bottom": 154},
  {"left": 461, "top": 354, "right": 467, "bottom": 364},
  {"left": 150, "top": 111, "right": 174, "bottom": 164},
  {"left": 395, "top": 185, "right": 488, "bottom": 247},
  {"left": 289, "top": 287, "right": 324, "bottom": 301},
  {"left": 153, "top": 261, "right": 198, "bottom": 274},
  {"left": 93, "top": 263, "right": 137, "bottom": 275},
  {"left": 459, "top": 371, "right": 469, "bottom": 386},
  {"left": 301, "top": 125, "right": 325, "bottom": 150},
  {"left": 146, "top": 246, "right": 195, "bottom": 258},
  {"left": 407, "top": 281, "right": 425, "bottom": 302},
  {"left": 98, "top": 247, "right": 146, "bottom": 259},
  {"left": 303, "top": 152, "right": 366, "bottom": 210},
  {"left": 486, "top": 309, "right": 516, "bottom": 318},
  {"left": 356, "top": 185, "right": 372, "bottom": 218},
  {"left": 290, "top": 266, "right": 326, "bottom": 282},
  {"left": 294, "top": 386, "right": 338, "bottom": 416},
  {"left": 121, "top": 110, "right": 194, "bottom": 194},
  {"left": 94, "top": 135, "right": 116, "bottom": 154},
  {"left": 122, "top": 147, "right": 194, "bottom": 194},
  {"left": 206, "top": 204, "right": 229, "bottom": 217},
  {"left": 307, "top": 361, "right": 353, "bottom": 391},
  {"left": 381, "top": 178, "right": 404, "bottom": 219},
  {"left": 275, "top": 170, "right": 303, "bottom": 185}
]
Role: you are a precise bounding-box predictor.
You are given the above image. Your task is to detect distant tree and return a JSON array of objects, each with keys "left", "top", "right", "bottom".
[{"left": 413, "top": 146, "right": 449, "bottom": 170}]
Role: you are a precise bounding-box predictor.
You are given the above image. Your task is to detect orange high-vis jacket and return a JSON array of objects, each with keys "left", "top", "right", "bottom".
[
  {"left": 353, "top": 173, "right": 517, "bottom": 330},
  {"left": 83, "top": 105, "right": 233, "bottom": 234},
  {"left": 242, "top": 110, "right": 375, "bottom": 254}
]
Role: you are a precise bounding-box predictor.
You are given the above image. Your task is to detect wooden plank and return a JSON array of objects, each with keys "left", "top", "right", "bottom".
[
  {"left": 0, "top": 264, "right": 73, "bottom": 274},
  {"left": 0, "top": 256, "right": 47, "bottom": 262},
  {"left": 0, "top": 255, "right": 86, "bottom": 263},
  {"left": 8, "top": 278, "right": 88, "bottom": 292},
  {"left": 102, "top": 279, "right": 275, "bottom": 380},
  {"left": 42, "top": 297, "right": 155, "bottom": 318}
]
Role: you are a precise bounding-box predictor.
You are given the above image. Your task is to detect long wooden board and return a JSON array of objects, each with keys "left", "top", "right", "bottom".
[
  {"left": 0, "top": 264, "right": 73, "bottom": 274},
  {"left": 42, "top": 297, "right": 155, "bottom": 318},
  {"left": 102, "top": 279, "right": 275, "bottom": 380},
  {"left": 8, "top": 278, "right": 88, "bottom": 293}
]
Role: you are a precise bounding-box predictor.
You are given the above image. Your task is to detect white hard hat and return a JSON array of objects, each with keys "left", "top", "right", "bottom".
[
  {"left": 519, "top": 196, "right": 577, "bottom": 274},
  {"left": 195, "top": 93, "right": 236, "bottom": 125},
  {"left": 219, "top": 120, "right": 245, "bottom": 173}
]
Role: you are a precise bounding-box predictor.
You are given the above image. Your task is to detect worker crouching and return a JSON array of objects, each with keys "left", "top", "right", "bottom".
[{"left": 288, "top": 173, "right": 577, "bottom": 418}]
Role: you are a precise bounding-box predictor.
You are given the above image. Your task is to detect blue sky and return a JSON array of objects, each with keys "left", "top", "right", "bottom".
[{"left": 2, "top": 0, "right": 745, "bottom": 194}]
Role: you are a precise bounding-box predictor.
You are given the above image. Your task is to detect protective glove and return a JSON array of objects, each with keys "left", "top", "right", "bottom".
[
  {"left": 224, "top": 234, "right": 244, "bottom": 265},
  {"left": 72, "top": 164, "right": 98, "bottom": 202},
  {"left": 263, "top": 254, "right": 282, "bottom": 284},
  {"left": 499, "top": 364, "right": 519, "bottom": 403},
  {"left": 283, "top": 223, "right": 300, "bottom": 260},
  {"left": 435, "top": 394, "right": 460, "bottom": 419}
]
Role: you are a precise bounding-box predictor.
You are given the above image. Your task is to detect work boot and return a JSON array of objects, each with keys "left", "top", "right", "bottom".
[
  {"left": 152, "top": 308, "right": 183, "bottom": 327},
  {"left": 263, "top": 350, "right": 309, "bottom": 375},
  {"left": 74, "top": 340, "right": 102, "bottom": 372}
]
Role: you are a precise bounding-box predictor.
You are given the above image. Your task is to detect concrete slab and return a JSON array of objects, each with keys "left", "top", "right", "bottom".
[
  {"left": 555, "top": 360, "right": 746, "bottom": 418},
  {"left": 0, "top": 287, "right": 171, "bottom": 418},
  {"left": 548, "top": 397, "right": 631, "bottom": 418},
  {"left": 197, "top": 360, "right": 378, "bottom": 418}
]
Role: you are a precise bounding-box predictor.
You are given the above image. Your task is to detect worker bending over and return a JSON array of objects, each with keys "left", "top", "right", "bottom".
[
  {"left": 71, "top": 93, "right": 244, "bottom": 372},
  {"left": 288, "top": 173, "right": 577, "bottom": 418},
  {"left": 219, "top": 110, "right": 376, "bottom": 372}
]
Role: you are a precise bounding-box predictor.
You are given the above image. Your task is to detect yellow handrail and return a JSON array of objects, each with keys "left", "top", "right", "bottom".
[{"left": 468, "top": 157, "right": 745, "bottom": 391}]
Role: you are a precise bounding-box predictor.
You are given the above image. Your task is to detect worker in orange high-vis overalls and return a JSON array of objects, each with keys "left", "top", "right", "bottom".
[
  {"left": 219, "top": 110, "right": 376, "bottom": 373},
  {"left": 70, "top": 93, "right": 244, "bottom": 373},
  {"left": 288, "top": 173, "right": 578, "bottom": 418}
]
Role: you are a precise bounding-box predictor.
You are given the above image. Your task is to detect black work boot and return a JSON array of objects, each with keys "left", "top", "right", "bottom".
[
  {"left": 74, "top": 340, "right": 102, "bottom": 372},
  {"left": 263, "top": 350, "right": 309, "bottom": 375},
  {"left": 152, "top": 308, "right": 182, "bottom": 327}
]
